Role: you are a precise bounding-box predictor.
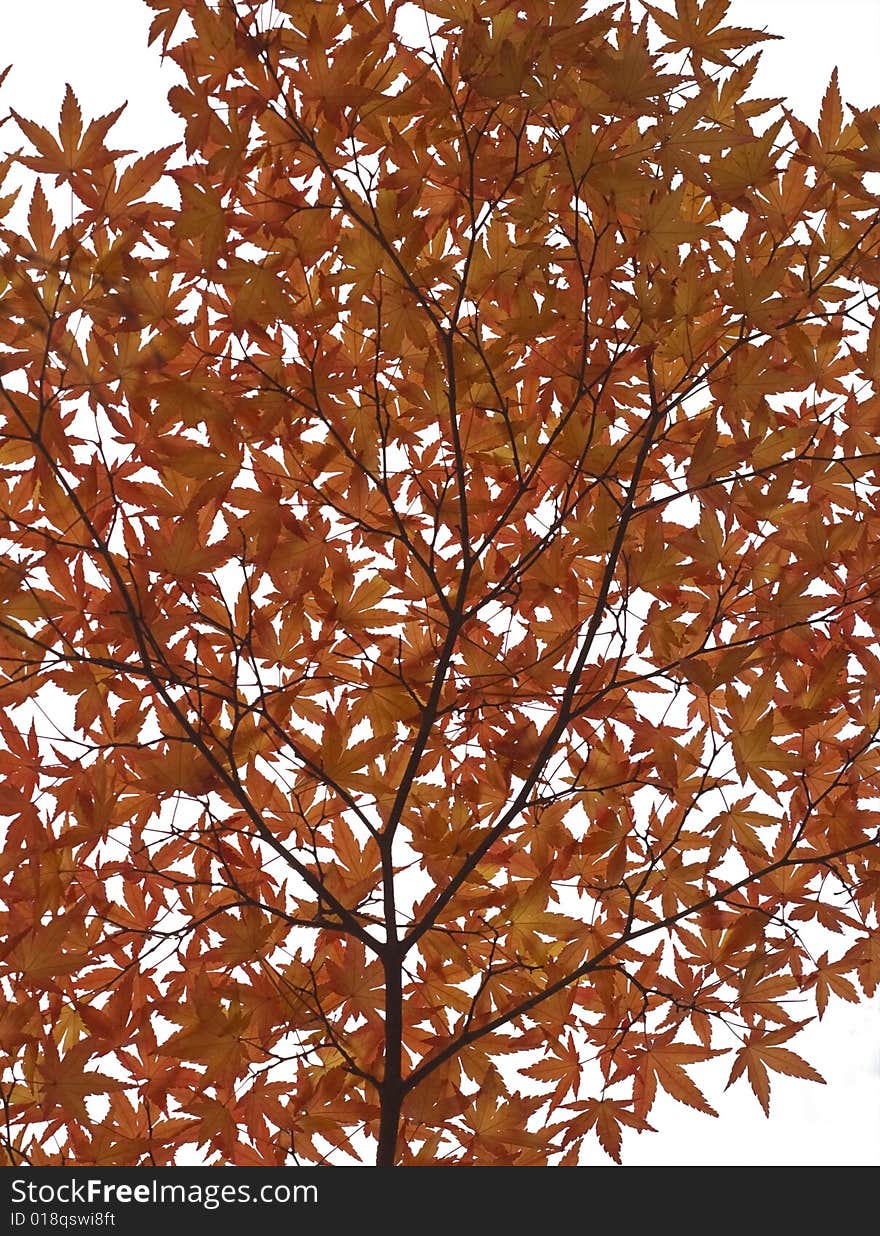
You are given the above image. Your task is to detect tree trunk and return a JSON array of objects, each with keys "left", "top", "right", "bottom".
[
  {"left": 376, "top": 1087, "right": 402, "bottom": 1166},
  {"left": 376, "top": 950, "right": 403, "bottom": 1166}
]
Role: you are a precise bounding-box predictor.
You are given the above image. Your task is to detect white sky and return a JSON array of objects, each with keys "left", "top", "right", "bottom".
[{"left": 1, "top": 0, "right": 878, "bottom": 1167}]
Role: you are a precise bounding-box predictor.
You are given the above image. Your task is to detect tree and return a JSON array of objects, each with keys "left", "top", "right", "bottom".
[{"left": 0, "top": 0, "right": 879, "bottom": 1168}]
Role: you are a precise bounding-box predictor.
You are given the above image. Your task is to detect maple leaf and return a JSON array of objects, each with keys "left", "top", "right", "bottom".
[
  {"left": 3, "top": 916, "right": 83, "bottom": 984},
  {"left": 644, "top": 0, "right": 779, "bottom": 67},
  {"left": 727, "top": 1024, "right": 826, "bottom": 1115},
  {"left": 520, "top": 1033, "right": 583, "bottom": 1104},
  {"left": 161, "top": 977, "right": 254, "bottom": 1084},
  {"left": 35, "top": 1039, "right": 124, "bottom": 1124},
  {"left": 13, "top": 89, "right": 127, "bottom": 180},
  {"left": 811, "top": 952, "right": 860, "bottom": 1020},
  {"left": 563, "top": 1097, "right": 656, "bottom": 1164},
  {"left": 626, "top": 1039, "right": 724, "bottom": 1118}
]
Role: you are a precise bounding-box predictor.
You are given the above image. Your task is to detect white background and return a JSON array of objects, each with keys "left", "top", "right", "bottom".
[{"left": 1, "top": 0, "right": 878, "bottom": 1166}]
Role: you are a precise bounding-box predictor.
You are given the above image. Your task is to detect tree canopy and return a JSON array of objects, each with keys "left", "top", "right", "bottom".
[{"left": 1, "top": 0, "right": 879, "bottom": 1166}]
